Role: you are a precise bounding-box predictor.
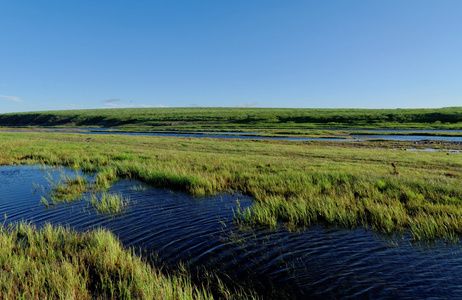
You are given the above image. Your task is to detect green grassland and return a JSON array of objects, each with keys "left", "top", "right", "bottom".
[{"left": 1, "top": 107, "right": 462, "bottom": 133}]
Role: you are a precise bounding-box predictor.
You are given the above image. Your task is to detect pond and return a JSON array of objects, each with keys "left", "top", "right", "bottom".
[{"left": 2, "top": 165, "right": 462, "bottom": 299}]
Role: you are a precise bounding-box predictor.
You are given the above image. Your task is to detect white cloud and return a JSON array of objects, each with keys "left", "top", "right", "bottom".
[
  {"left": 236, "top": 102, "right": 257, "bottom": 108},
  {"left": 0, "top": 95, "right": 21, "bottom": 102}
]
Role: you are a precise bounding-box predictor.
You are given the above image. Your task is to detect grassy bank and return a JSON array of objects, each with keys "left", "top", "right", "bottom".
[
  {"left": 0, "top": 222, "right": 215, "bottom": 299},
  {"left": 1, "top": 107, "right": 462, "bottom": 131},
  {"left": 1, "top": 131, "right": 462, "bottom": 241}
]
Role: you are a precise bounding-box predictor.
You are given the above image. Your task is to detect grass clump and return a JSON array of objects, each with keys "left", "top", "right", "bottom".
[
  {"left": 89, "top": 192, "right": 129, "bottom": 214},
  {"left": 0, "top": 222, "right": 213, "bottom": 299},
  {"left": 131, "top": 184, "right": 146, "bottom": 192},
  {"left": 44, "top": 171, "right": 88, "bottom": 203},
  {"left": 95, "top": 167, "right": 119, "bottom": 190},
  {"left": 39, "top": 167, "right": 126, "bottom": 215}
]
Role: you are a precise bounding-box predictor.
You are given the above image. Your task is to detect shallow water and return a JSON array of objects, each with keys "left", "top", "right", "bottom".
[{"left": 2, "top": 165, "right": 462, "bottom": 299}]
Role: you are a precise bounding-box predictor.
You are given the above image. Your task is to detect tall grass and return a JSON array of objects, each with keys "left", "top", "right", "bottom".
[
  {"left": 43, "top": 170, "right": 88, "bottom": 203},
  {"left": 89, "top": 192, "right": 129, "bottom": 214},
  {"left": 38, "top": 167, "right": 128, "bottom": 214},
  {"left": 0, "top": 222, "right": 215, "bottom": 299}
]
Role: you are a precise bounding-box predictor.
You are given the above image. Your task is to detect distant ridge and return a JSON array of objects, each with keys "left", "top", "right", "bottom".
[{"left": 1, "top": 107, "right": 461, "bottom": 129}]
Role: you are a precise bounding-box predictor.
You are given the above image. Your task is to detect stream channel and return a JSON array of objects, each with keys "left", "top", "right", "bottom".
[{"left": 2, "top": 165, "right": 462, "bottom": 299}]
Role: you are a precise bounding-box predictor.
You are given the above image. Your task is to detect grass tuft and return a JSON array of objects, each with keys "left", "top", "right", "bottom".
[
  {"left": 45, "top": 171, "right": 88, "bottom": 203},
  {"left": 89, "top": 192, "right": 129, "bottom": 214}
]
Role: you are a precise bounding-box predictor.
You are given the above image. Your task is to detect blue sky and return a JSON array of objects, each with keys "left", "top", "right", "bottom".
[{"left": 1, "top": 1, "right": 461, "bottom": 113}]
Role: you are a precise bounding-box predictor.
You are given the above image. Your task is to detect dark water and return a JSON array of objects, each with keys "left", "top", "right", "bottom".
[{"left": 2, "top": 165, "right": 462, "bottom": 299}]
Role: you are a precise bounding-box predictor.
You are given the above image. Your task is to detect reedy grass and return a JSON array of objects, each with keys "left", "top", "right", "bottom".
[
  {"left": 38, "top": 167, "right": 124, "bottom": 212},
  {"left": 0, "top": 222, "right": 214, "bottom": 299},
  {"left": 43, "top": 170, "right": 88, "bottom": 203},
  {"left": 131, "top": 184, "right": 146, "bottom": 192},
  {"left": 1, "top": 131, "right": 462, "bottom": 241},
  {"left": 90, "top": 192, "right": 129, "bottom": 214}
]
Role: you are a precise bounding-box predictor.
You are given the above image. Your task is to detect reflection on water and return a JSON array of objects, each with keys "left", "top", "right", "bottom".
[{"left": 2, "top": 165, "right": 462, "bottom": 299}]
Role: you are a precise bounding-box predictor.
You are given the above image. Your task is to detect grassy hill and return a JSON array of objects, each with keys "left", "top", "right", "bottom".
[{"left": 1, "top": 107, "right": 462, "bottom": 130}]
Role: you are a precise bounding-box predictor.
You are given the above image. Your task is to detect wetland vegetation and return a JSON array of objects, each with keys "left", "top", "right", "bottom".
[
  {"left": 36, "top": 169, "right": 130, "bottom": 215},
  {"left": 1, "top": 130, "right": 461, "bottom": 240},
  {"left": 0, "top": 222, "right": 215, "bottom": 299},
  {"left": 1, "top": 107, "right": 462, "bottom": 298},
  {"left": 89, "top": 192, "right": 129, "bottom": 214}
]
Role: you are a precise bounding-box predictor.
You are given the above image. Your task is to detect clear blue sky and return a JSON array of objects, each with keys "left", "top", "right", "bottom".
[{"left": 1, "top": 1, "right": 461, "bottom": 113}]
